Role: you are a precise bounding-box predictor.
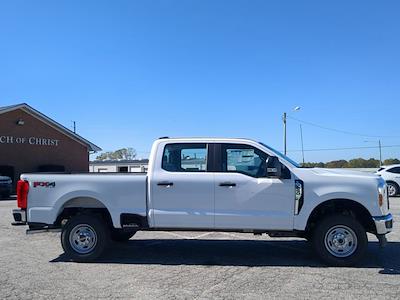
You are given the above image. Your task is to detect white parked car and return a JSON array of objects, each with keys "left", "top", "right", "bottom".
[
  {"left": 12, "top": 137, "right": 392, "bottom": 266},
  {"left": 376, "top": 165, "right": 400, "bottom": 197}
]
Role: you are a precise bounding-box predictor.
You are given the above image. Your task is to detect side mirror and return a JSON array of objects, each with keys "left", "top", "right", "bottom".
[{"left": 266, "top": 156, "right": 282, "bottom": 178}]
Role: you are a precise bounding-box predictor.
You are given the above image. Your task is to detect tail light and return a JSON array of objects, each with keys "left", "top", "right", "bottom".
[{"left": 17, "top": 180, "right": 29, "bottom": 209}]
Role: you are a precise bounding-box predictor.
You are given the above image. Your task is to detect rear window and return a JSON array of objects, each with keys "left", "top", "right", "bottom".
[{"left": 162, "top": 143, "right": 207, "bottom": 172}]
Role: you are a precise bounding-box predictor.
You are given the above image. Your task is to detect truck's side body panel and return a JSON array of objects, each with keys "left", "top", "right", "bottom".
[
  {"left": 214, "top": 173, "right": 295, "bottom": 230},
  {"left": 22, "top": 174, "right": 147, "bottom": 228},
  {"left": 148, "top": 140, "right": 214, "bottom": 228}
]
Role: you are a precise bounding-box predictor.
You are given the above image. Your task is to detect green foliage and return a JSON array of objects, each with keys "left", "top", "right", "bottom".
[
  {"left": 301, "top": 162, "right": 325, "bottom": 168},
  {"left": 95, "top": 148, "right": 137, "bottom": 161},
  {"left": 383, "top": 158, "right": 400, "bottom": 165},
  {"left": 347, "top": 158, "right": 380, "bottom": 168},
  {"left": 325, "top": 160, "right": 348, "bottom": 168},
  {"left": 301, "top": 157, "right": 399, "bottom": 168}
]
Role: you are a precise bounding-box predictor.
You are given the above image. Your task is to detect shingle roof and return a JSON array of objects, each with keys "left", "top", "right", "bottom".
[{"left": 0, "top": 103, "right": 102, "bottom": 152}]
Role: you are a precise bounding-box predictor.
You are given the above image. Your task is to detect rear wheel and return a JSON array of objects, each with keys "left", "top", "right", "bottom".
[
  {"left": 61, "top": 214, "right": 110, "bottom": 262},
  {"left": 111, "top": 229, "right": 136, "bottom": 242},
  {"left": 387, "top": 182, "right": 399, "bottom": 197},
  {"left": 312, "top": 214, "right": 367, "bottom": 266}
]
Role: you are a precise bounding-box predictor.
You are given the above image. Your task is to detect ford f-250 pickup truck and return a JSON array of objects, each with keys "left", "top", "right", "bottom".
[{"left": 12, "top": 137, "right": 393, "bottom": 266}]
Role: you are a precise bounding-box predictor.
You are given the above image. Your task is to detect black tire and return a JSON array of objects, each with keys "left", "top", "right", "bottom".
[
  {"left": 311, "top": 214, "right": 368, "bottom": 266},
  {"left": 111, "top": 229, "right": 136, "bottom": 242},
  {"left": 61, "top": 214, "right": 110, "bottom": 262},
  {"left": 387, "top": 182, "right": 399, "bottom": 197}
]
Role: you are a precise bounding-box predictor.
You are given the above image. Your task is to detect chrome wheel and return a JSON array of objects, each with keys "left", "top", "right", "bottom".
[
  {"left": 387, "top": 183, "right": 397, "bottom": 197},
  {"left": 324, "top": 225, "right": 358, "bottom": 258},
  {"left": 69, "top": 224, "right": 98, "bottom": 254}
]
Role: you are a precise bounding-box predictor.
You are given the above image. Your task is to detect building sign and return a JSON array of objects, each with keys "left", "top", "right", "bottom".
[{"left": 0, "top": 136, "right": 60, "bottom": 146}]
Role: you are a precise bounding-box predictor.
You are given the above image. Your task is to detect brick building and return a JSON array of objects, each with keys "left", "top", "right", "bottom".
[{"left": 0, "top": 103, "right": 101, "bottom": 190}]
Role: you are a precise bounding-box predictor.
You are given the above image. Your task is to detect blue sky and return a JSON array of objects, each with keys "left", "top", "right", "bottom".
[{"left": 1, "top": 1, "right": 400, "bottom": 162}]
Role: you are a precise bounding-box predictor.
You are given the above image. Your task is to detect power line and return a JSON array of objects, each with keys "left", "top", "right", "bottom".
[
  {"left": 287, "top": 115, "right": 400, "bottom": 138},
  {"left": 287, "top": 144, "right": 400, "bottom": 153}
]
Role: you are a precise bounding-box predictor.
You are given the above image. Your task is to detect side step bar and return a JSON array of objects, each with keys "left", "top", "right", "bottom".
[{"left": 26, "top": 228, "right": 61, "bottom": 235}]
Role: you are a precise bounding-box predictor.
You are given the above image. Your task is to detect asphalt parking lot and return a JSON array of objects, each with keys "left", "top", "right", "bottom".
[{"left": 1, "top": 198, "right": 399, "bottom": 299}]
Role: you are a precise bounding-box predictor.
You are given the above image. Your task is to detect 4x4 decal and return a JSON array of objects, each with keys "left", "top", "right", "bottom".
[{"left": 33, "top": 182, "right": 56, "bottom": 188}]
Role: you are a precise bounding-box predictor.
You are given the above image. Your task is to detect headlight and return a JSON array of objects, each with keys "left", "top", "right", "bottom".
[{"left": 294, "top": 180, "right": 304, "bottom": 215}]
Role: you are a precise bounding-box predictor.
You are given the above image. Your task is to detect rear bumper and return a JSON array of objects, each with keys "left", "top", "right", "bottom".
[
  {"left": 12, "top": 209, "right": 27, "bottom": 226},
  {"left": 373, "top": 213, "right": 393, "bottom": 235}
]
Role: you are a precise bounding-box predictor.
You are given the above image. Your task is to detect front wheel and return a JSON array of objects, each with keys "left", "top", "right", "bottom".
[
  {"left": 312, "top": 214, "right": 367, "bottom": 266},
  {"left": 61, "top": 214, "right": 110, "bottom": 262}
]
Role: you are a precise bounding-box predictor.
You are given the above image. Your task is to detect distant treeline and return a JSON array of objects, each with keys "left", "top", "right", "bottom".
[{"left": 301, "top": 158, "right": 400, "bottom": 168}]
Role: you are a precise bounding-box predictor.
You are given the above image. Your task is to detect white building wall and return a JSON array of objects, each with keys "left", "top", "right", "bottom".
[{"left": 89, "top": 162, "right": 148, "bottom": 173}]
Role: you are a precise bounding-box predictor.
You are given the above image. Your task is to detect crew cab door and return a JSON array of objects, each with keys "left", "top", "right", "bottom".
[
  {"left": 150, "top": 143, "right": 214, "bottom": 229},
  {"left": 213, "top": 143, "right": 294, "bottom": 230}
]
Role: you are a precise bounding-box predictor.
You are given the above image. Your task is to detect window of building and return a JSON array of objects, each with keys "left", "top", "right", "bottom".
[
  {"left": 118, "top": 166, "right": 129, "bottom": 173},
  {"left": 162, "top": 143, "right": 207, "bottom": 172}
]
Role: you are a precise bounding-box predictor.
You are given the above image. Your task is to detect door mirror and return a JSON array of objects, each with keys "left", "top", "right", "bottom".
[{"left": 266, "top": 156, "right": 282, "bottom": 178}]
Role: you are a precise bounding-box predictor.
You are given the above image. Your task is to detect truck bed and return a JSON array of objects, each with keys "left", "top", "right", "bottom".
[{"left": 21, "top": 173, "right": 148, "bottom": 228}]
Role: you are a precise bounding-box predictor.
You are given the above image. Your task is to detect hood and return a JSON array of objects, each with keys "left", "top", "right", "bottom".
[{"left": 306, "top": 168, "right": 379, "bottom": 179}]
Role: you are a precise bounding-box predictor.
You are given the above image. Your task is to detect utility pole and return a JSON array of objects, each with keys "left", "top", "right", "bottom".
[
  {"left": 283, "top": 112, "right": 287, "bottom": 155},
  {"left": 282, "top": 107, "right": 301, "bottom": 156},
  {"left": 379, "top": 139, "right": 382, "bottom": 167},
  {"left": 300, "top": 124, "right": 305, "bottom": 164}
]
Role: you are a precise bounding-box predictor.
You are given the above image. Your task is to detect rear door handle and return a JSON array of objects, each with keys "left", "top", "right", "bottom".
[
  {"left": 157, "top": 181, "right": 174, "bottom": 187},
  {"left": 219, "top": 182, "right": 236, "bottom": 187}
]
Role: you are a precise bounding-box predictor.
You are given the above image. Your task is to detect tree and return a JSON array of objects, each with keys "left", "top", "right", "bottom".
[
  {"left": 325, "top": 160, "right": 348, "bottom": 168},
  {"left": 301, "top": 157, "right": 400, "bottom": 168},
  {"left": 347, "top": 158, "right": 380, "bottom": 168},
  {"left": 301, "top": 162, "right": 325, "bottom": 168},
  {"left": 383, "top": 158, "right": 400, "bottom": 165},
  {"left": 95, "top": 148, "right": 137, "bottom": 161}
]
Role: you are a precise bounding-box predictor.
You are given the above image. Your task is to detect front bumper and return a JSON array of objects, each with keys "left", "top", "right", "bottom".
[
  {"left": 372, "top": 213, "right": 393, "bottom": 235},
  {"left": 12, "top": 209, "right": 27, "bottom": 226}
]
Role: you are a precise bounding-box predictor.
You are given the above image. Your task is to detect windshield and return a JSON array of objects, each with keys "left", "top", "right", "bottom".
[{"left": 258, "top": 142, "right": 301, "bottom": 168}]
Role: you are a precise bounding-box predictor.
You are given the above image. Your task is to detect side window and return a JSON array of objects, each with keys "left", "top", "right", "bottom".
[
  {"left": 222, "top": 144, "right": 269, "bottom": 177},
  {"left": 162, "top": 143, "right": 207, "bottom": 172},
  {"left": 387, "top": 167, "right": 400, "bottom": 174}
]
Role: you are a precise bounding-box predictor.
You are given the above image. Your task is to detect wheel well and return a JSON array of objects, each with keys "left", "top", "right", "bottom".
[
  {"left": 386, "top": 180, "right": 399, "bottom": 189},
  {"left": 305, "top": 199, "right": 375, "bottom": 234},
  {"left": 55, "top": 197, "right": 113, "bottom": 228}
]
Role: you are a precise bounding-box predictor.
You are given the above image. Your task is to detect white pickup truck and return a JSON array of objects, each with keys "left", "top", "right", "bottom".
[{"left": 12, "top": 137, "right": 393, "bottom": 266}]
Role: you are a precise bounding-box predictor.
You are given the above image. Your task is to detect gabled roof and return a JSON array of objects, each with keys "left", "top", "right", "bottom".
[{"left": 0, "top": 103, "right": 102, "bottom": 152}]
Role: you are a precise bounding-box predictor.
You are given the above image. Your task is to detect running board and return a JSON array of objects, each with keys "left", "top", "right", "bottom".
[{"left": 26, "top": 228, "right": 61, "bottom": 235}]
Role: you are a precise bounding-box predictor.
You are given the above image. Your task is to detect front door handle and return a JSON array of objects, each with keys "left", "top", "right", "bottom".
[
  {"left": 219, "top": 182, "right": 236, "bottom": 187},
  {"left": 157, "top": 181, "right": 174, "bottom": 187}
]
